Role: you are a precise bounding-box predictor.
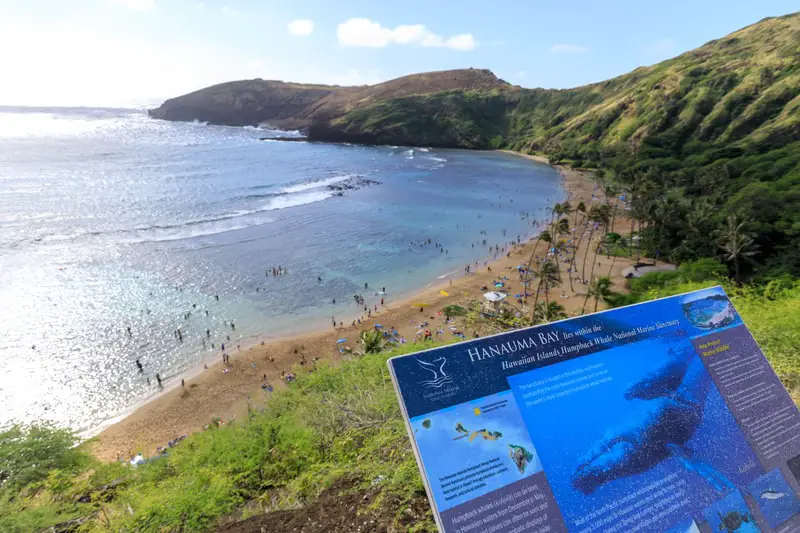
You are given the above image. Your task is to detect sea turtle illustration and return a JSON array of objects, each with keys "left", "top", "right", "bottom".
[{"left": 717, "top": 510, "right": 750, "bottom": 532}]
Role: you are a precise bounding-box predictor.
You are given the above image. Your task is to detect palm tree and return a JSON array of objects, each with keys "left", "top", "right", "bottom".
[
  {"left": 581, "top": 205, "right": 610, "bottom": 281},
  {"left": 717, "top": 215, "right": 759, "bottom": 283},
  {"left": 552, "top": 218, "right": 570, "bottom": 281},
  {"left": 585, "top": 276, "right": 614, "bottom": 312},
  {"left": 574, "top": 201, "right": 586, "bottom": 227},
  {"left": 534, "top": 301, "right": 567, "bottom": 323},
  {"left": 557, "top": 201, "right": 572, "bottom": 222},
  {"left": 360, "top": 330, "right": 383, "bottom": 354},
  {"left": 531, "top": 260, "right": 560, "bottom": 323}
]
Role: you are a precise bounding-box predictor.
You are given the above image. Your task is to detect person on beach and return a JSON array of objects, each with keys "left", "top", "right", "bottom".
[
  {"left": 156, "top": 373, "right": 162, "bottom": 388},
  {"left": 181, "top": 378, "right": 185, "bottom": 388},
  {"left": 135, "top": 359, "right": 143, "bottom": 373},
  {"left": 127, "top": 326, "right": 132, "bottom": 336}
]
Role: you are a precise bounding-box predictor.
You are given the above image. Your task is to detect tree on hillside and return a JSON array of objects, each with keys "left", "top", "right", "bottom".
[
  {"left": 359, "top": 330, "right": 383, "bottom": 354},
  {"left": 0, "top": 425, "right": 84, "bottom": 492},
  {"left": 553, "top": 218, "right": 571, "bottom": 282},
  {"left": 586, "top": 276, "right": 614, "bottom": 312},
  {"left": 574, "top": 201, "right": 586, "bottom": 227},
  {"left": 534, "top": 301, "right": 567, "bottom": 323},
  {"left": 581, "top": 204, "right": 611, "bottom": 281},
  {"left": 717, "top": 215, "right": 760, "bottom": 283},
  {"left": 531, "top": 260, "right": 560, "bottom": 323}
]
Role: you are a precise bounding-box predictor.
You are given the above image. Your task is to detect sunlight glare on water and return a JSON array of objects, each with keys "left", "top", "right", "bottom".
[{"left": 0, "top": 106, "right": 564, "bottom": 434}]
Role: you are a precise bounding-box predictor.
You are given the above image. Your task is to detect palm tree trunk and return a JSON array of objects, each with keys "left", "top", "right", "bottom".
[
  {"left": 583, "top": 249, "right": 599, "bottom": 311},
  {"left": 581, "top": 227, "right": 595, "bottom": 280},
  {"left": 532, "top": 278, "right": 543, "bottom": 323},
  {"left": 543, "top": 280, "right": 550, "bottom": 321},
  {"left": 567, "top": 219, "right": 588, "bottom": 293}
]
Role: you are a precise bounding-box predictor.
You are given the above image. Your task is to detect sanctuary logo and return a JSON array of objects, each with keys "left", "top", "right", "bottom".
[{"left": 417, "top": 356, "right": 453, "bottom": 389}]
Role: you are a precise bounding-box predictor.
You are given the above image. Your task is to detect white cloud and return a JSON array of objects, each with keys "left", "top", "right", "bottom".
[
  {"left": 287, "top": 19, "right": 314, "bottom": 37},
  {"left": 336, "top": 18, "right": 477, "bottom": 51},
  {"left": 549, "top": 43, "right": 588, "bottom": 54},
  {"left": 110, "top": 0, "right": 154, "bottom": 10}
]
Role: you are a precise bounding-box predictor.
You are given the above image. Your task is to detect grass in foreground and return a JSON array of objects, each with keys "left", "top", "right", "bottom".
[{"left": 2, "top": 269, "right": 799, "bottom": 532}]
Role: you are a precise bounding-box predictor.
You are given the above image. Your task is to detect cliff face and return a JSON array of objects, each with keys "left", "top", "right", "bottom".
[
  {"left": 148, "top": 80, "right": 336, "bottom": 128},
  {"left": 148, "top": 68, "right": 513, "bottom": 131}
]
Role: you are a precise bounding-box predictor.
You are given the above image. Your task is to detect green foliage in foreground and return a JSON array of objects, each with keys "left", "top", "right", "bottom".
[
  {"left": 614, "top": 261, "right": 800, "bottom": 393},
  {"left": 2, "top": 276, "right": 799, "bottom": 532},
  {"left": 0, "top": 344, "right": 436, "bottom": 533}
]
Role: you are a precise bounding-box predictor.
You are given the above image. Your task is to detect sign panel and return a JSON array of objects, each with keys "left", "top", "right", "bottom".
[{"left": 388, "top": 287, "right": 800, "bottom": 533}]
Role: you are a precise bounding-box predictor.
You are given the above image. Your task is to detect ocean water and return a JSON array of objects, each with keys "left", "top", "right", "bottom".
[{"left": 0, "top": 107, "right": 563, "bottom": 434}]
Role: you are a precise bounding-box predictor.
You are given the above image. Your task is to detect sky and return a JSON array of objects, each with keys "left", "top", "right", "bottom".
[{"left": 0, "top": 0, "right": 796, "bottom": 107}]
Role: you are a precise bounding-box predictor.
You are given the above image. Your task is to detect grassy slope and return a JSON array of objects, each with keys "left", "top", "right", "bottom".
[
  {"left": 508, "top": 13, "right": 800, "bottom": 152},
  {"left": 326, "top": 14, "right": 799, "bottom": 152},
  {"left": 3, "top": 278, "right": 799, "bottom": 532},
  {"left": 324, "top": 14, "right": 800, "bottom": 277}
]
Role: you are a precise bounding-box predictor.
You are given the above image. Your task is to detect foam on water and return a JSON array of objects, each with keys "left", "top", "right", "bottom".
[
  {"left": 280, "top": 174, "right": 356, "bottom": 193},
  {"left": 0, "top": 107, "right": 565, "bottom": 432}
]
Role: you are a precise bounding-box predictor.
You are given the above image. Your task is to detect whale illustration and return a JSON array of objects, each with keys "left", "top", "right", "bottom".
[{"left": 572, "top": 346, "right": 734, "bottom": 495}]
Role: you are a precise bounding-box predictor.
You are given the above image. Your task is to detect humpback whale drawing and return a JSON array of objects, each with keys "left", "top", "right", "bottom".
[
  {"left": 572, "top": 346, "right": 735, "bottom": 495},
  {"left": 417, "top": 357, "right": 453, "bottom": 388}
]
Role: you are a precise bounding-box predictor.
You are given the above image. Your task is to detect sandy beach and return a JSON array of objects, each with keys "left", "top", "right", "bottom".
[{"left": 91, "top": 152, "right": 636, "bottom": 461}]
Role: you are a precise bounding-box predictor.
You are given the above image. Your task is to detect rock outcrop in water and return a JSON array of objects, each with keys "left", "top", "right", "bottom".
[{"left": 327, "top": 176, "right": 381, "bottom": 196}]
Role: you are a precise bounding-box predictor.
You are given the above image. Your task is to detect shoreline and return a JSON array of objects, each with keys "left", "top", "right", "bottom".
[{"left": 91, "top": 151, "right": 635, "bottom": 461}]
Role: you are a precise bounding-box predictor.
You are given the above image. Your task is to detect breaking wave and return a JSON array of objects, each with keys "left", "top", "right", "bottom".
[{"left": 34, "top": 175, "right": 370, "bottom": 246}]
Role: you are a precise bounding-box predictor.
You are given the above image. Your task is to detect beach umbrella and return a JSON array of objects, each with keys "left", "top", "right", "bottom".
[
  {"left": 336, "top": 338, "right": 347, "bottom": 344},
  {"left": 495, "top": 282, "right": 504, "bottom": 288},
  {"left": 440, "top": 290, "right": 449, "bottom": 296},
  {"left": 374, "top": 324, "right": 383, "bottom": 329}
]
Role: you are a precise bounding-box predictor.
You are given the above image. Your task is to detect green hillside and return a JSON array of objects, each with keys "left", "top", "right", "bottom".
[
  {"left": 316, "top": 13, "right": 800, "bottom": 279},
  {"left": 3, "top": 275, "right": 799, "bottom": 532}
]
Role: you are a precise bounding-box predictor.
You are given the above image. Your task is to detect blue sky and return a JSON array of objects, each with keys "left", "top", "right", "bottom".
[{"left": 0, "top": 0, "right": 796, "bottom": 106}]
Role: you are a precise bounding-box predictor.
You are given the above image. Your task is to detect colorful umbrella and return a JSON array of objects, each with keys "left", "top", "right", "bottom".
[{"left": 336, "top": 338, "right": 347, "bottom": 344}]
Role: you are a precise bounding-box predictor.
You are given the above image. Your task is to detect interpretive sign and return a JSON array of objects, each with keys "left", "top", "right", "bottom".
[{"left": 388, "top": 287, "right": 800, "bottom": 533}]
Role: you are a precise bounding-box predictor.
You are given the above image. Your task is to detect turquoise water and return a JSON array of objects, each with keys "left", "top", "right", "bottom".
[{"left": 0, "top": 106, "right": 563, "bottom": 432}]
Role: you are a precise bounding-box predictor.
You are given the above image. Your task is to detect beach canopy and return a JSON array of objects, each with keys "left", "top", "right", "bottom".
[
  {"left": 440, "top": 290, "right": 450, "bottom": 296},
  {"left": 374, "top": 324, "right": 383, "bottom": 329},
  {"left": 483, "top": 292, "right": 507, "bottom": 303},
  {"left": 494, "top": 282, "right": 504, "bottom": 288},
  {"left": 336, "top": 338, "right": 347, "bottom": 344}
]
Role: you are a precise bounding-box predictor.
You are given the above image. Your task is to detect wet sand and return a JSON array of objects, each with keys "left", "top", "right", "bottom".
[{"left": 91, "top": 153, "right": 636, "bottom": 461}]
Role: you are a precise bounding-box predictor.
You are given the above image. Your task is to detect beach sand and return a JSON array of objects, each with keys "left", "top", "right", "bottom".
[{"left": 91, "top": 153, "right": 636, "bottom": 461}]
